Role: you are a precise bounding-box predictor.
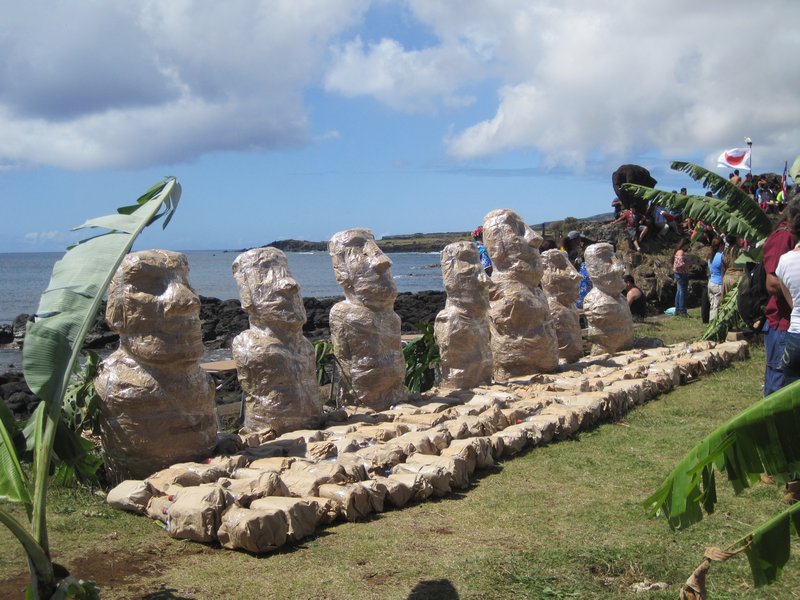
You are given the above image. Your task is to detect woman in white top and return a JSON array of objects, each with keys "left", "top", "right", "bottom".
[{"left": 775, "top": 199, "right": 800, "bottom": 385}]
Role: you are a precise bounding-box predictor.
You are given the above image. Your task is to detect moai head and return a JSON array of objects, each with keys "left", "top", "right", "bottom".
[
  {"left": 232, "top": 247, "right": 306, "bottom": 330},
  {"left": 440, "top": 241, "right": 489, "bottom": 311},
  {"left": 482, "top": 209, "right": 543, "bottom": 285},
  {"left": 584, "top": 242, "right": 625, "bottom": 293},
  {"left": 541, "top": 249, "right": 582, "bottom": 305},
  {"left": 106, "top": 250, "right": 203, "bottom": 363},
  {"left": 329, "top": 228, "right": 397, "bottom": 310}
]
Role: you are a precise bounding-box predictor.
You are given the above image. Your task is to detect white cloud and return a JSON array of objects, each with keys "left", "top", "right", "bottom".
[
  {"left": 324, "top": 36, "right": 480, "bottom": 114},
  {"left": 0, "top": 0, "right": 369, "bottom": 169}
]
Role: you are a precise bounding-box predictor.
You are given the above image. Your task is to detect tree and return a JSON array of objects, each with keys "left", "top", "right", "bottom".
[{"left": 0, "top": 178, "right": 180, "bottom": 598}]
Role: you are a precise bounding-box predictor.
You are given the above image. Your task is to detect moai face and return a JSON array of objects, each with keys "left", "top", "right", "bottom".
[
  {"left": 482, "top": 209, "right": 543, "bottom": 285},
  {"left": 441, "top": 241, "right": 489, "bottom": 310},
  {"left": 584, "top": 242, "right": 625, "bottom": 293},
  {"left": 541, "top": 249, "right": 582, "bottom": 304},
  {"left": 329, "top": 228, "right": 397, "bottom": 310},
  {"left": 106, "top": 250, "right": 203, "bottom": 363},
  {"left": 232, "top": 247, "right": 306, "bottom": 329}
]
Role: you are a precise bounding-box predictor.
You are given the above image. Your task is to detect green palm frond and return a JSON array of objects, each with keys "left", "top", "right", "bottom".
[
  {"left": 622, "top": 185, "right": 765, "bottom": 244},
  {"left": 700, "top": 280, "right": 746, "bottom": 342},
  {"left": 671, "top": 161, "right": 773, "bottom": 239},
  {"left": 644, "top": 379, "right": 800, "bottom": 531}
]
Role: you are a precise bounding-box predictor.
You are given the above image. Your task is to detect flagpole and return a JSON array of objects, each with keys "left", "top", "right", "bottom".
[{"left": 745, "top": 137, "right": 753, "bottom": 175}]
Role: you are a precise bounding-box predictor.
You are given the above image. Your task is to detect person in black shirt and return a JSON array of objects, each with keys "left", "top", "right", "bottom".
[{"left": 623, "top": 274, "right": 647, "bottom": 319}]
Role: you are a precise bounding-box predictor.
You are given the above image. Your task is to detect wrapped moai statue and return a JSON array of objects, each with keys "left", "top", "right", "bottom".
[
  {"left": 231, "top": 247, "right": 323, "bottom": 434},
  {"left": 482, "top": 209, "right": 559, "bottom": 381},
  {"left": 328, "top": 228, "right": 406, "bottom": 410},
  {"left": 541, "top": 249, "right": 583, "bottom": 364},
  {"left": 434, "top": 241, "right": 493, "bottom": 389},
  {"left": 583, "top": 242, "right": 634, "bottom": 354},
  {"left": 95, "top": 250, "right": 217, "bottom": 483}
]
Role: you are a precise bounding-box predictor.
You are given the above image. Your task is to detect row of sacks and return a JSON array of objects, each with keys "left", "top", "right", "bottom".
[{"left": 107, "top": 340, "right": 750, "bottom": 554}]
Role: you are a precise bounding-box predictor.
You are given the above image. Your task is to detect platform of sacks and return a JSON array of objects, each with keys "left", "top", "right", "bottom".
[{"left": 107, "top": 339, "right": 749, "bottom": 554}]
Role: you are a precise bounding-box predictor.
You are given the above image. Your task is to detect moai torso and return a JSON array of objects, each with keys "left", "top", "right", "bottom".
[
  {"left": 541, "top": 249, "right": 583, "bottom": 364},
  {"left": 583, "top": 243, "right": 634, "bottom": 354},
  {"left": 434, "top": 241, "right": 493, "bottom": 389},
  {"left": 482, "top": 209, "right": 558, "bottom": 381},
  {"left": 328, "top": 229, "right": 406, "bottom": 410},
  {"left": 231, "top": 247, "right": 322, "bottom": 434},
  {"left": 95, "top": 250, "right": 216, "bottom": 483}
]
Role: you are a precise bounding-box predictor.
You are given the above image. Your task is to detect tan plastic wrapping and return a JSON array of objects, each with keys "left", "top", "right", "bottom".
[
  {"left": 482, "top": 209, "right": 559, "bottom": 380},
  {"left": 541, "top": 249, "right": 583, "bottom": 363},
  {"left": 390, "top": 463, "right": 451, "bottom": 497},
  {"left": 231, "top": 248, "right": 323, "bottom": 434},
  {"left": 318, "top": 483, "right": 373, "bottom": 521},
  {"left": 95, "top": 250, "right": 217, "bottom": 483},
  {"left": 434, "top": 241, "right": 493, "bottom": 389},
  {"left": 583, "top": 243, "right": 634, "bottom": 354},
  {"left": 328, "top": 229, "right": 406, "bottom": 410},
  {"left": 249, "top": 496, "right": 321, "bottom": 541},
  {"left": 217, "top": 506, "right": 288, "bottom": 552},
  {"left": 106, "top": 480, "right": 151, "bottom": 514},
  {"left": 166, "top": 486, "right": 227, "bottom": 543},
  {"left": 216, "top": 472, "right": 287, "bottom": 506}
]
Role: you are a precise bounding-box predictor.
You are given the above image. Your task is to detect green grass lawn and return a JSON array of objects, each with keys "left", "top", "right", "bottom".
[{"left": 2, "top": 310, "right": 798, "bottom": 599}]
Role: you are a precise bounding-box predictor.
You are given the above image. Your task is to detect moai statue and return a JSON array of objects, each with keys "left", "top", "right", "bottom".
[
  {"left": 231, "top": 247, "right": 323, "bottom": 434},
  {"left": 583, "top": 242, "right": 634, "bottom": 354},
  {"left": 328, "top": 228, "right": 406, "bottom": 410},
  {"left": 541, "top": 249, "right": 584, "bottom": 364},
  {"left": 482, "top": 209, "right": 559, "bottom": 381},
  {"left": 95, "top": 250, "right": 216, "bottom": 483},
  {"left": 434, "top": 241, "right": 493, "bottom": 389}
]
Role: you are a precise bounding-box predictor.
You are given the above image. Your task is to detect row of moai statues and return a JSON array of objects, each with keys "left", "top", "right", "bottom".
[{"left": 94, "top": 209, "right": 633, "bottom": 481}]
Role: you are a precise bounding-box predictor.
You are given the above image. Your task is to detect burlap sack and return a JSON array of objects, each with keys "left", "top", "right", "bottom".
[
  {"left": 166, "top": 486, "right": 227, "bottom": 543},
  {"left": 406, "top": 455, "right": 470, "bottom": 489},
  {"left": 387, "top": 472, "right": 434, "bottom": 502},
  {"left": 107, "top": 480, "right": 151, "bottom": 514},
  {"left": 217, "top": 506, "right": 288, "bottom": 553},
  {"left": 370, "top": 475, "right": 413, "bottom": 508},
  {"left": 390, "top": 463, "right": 451, "bottom": 497},
  {"left": 250, "top": 496, "right": 320, "bottom": 542},
  {"left": 317, "top": 483, "right": 373, "bottom": 521},
  {"left": 216, "top": 472, "right": 287, "bottom": 507}
]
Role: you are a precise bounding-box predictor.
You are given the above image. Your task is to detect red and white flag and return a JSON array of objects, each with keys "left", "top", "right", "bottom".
[{"left": 717, "top": 148, "right": 751, "bottom": 170}]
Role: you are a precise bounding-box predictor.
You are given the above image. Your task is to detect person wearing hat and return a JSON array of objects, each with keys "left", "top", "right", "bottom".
[{"left": 472, "top": 226, "right": 493, "bottom": 277}]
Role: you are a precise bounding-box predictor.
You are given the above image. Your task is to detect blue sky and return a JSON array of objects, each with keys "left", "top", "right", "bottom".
[{"left": 1, "top": 0, "right": 798, "bottom": 253}]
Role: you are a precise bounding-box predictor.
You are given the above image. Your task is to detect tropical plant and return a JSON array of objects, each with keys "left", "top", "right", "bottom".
[
  {"left": 622, "top": 160, "right": 776, "bottom": 343},
  {"left": 403, "top": 323, "right": 440, "bottom": 394},
  {"left": 0, "top": 177, "right": 180, "bottom": 598},
  {"left": 644, "top": 378, "right": 800, "bottom": 595}
]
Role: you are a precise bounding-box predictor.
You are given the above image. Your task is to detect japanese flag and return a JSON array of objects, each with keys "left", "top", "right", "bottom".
[{"left": 717, "top": 148, "right": 751, "bottom": 170}]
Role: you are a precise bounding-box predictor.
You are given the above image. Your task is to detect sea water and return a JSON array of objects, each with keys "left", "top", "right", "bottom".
[
  {"left": 0, "top": 250, "right": 444, "bottom": 325},
  {"left": 0, "top": 250, "right": 444, "bottom": 367}
]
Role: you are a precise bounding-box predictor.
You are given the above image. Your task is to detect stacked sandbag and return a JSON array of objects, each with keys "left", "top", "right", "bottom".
[{"left": 105, "top": 339, "right": 751, "bottom": 555}]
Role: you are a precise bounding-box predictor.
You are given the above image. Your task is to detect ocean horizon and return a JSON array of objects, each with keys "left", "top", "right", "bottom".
[{"left": 0, "top": 249, "right": 445, "bottom": 326}]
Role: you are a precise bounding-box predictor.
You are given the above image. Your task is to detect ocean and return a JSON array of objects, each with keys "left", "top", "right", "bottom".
[
  {"left": 1, "top": 249, "right": 444, "bottom": 323},
  {"left": 0, "top": 249, "right": 444, "bottom": 367}
]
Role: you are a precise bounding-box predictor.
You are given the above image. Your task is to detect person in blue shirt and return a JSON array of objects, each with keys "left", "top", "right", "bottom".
[
  {"left": 472, "top": 226, "right": 493, "bottom": 277},
  {"left": 707, "top": 237, "right": 725, "bottom": 321}
]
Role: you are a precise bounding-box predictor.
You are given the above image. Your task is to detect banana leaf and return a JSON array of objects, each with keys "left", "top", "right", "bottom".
[
  {"left": 745, "top": 501, "right": 800, "bottom": 586},
  {"left": 3, "top": 177, "right": 180, "bottom": 597},
  {"left": 670, "top": 161, "right": 773, "bottom": 239},
  {"left": 621, "top": 185, "right": 766, "bottom": 244},
  {"left": 644, "top": 379, "right": 800, "bottom": 531},
  {"left": 700, "top": 279, "right": 745, "bottom": 342}
]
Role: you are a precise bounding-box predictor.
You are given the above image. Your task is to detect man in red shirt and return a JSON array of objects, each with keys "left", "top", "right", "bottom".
[{"left": 763, "top": 219, "right": 793, "bottom": 396}]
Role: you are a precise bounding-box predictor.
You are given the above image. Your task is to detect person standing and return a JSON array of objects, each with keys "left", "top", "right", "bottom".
[
  {"left": 707, "top": 237, "right": 725, "bottom": 321},
  {"left": 764, "top": 208, "right": 795, "bottom": 395},
  {"left": 672, "top": 238, "right": 689, "bottom": 316},
  {"left": 472, "top": 226, "right": 493, "bottom": 277}
]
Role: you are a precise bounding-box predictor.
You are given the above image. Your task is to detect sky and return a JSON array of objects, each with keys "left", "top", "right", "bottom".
[{"left": 1, "top": 0, "right": 799, "bottom": 253}]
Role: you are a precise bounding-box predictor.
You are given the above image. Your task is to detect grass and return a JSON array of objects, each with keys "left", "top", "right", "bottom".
[{"left": 2, "top": 309, "right": 798, "bottom": 599}]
